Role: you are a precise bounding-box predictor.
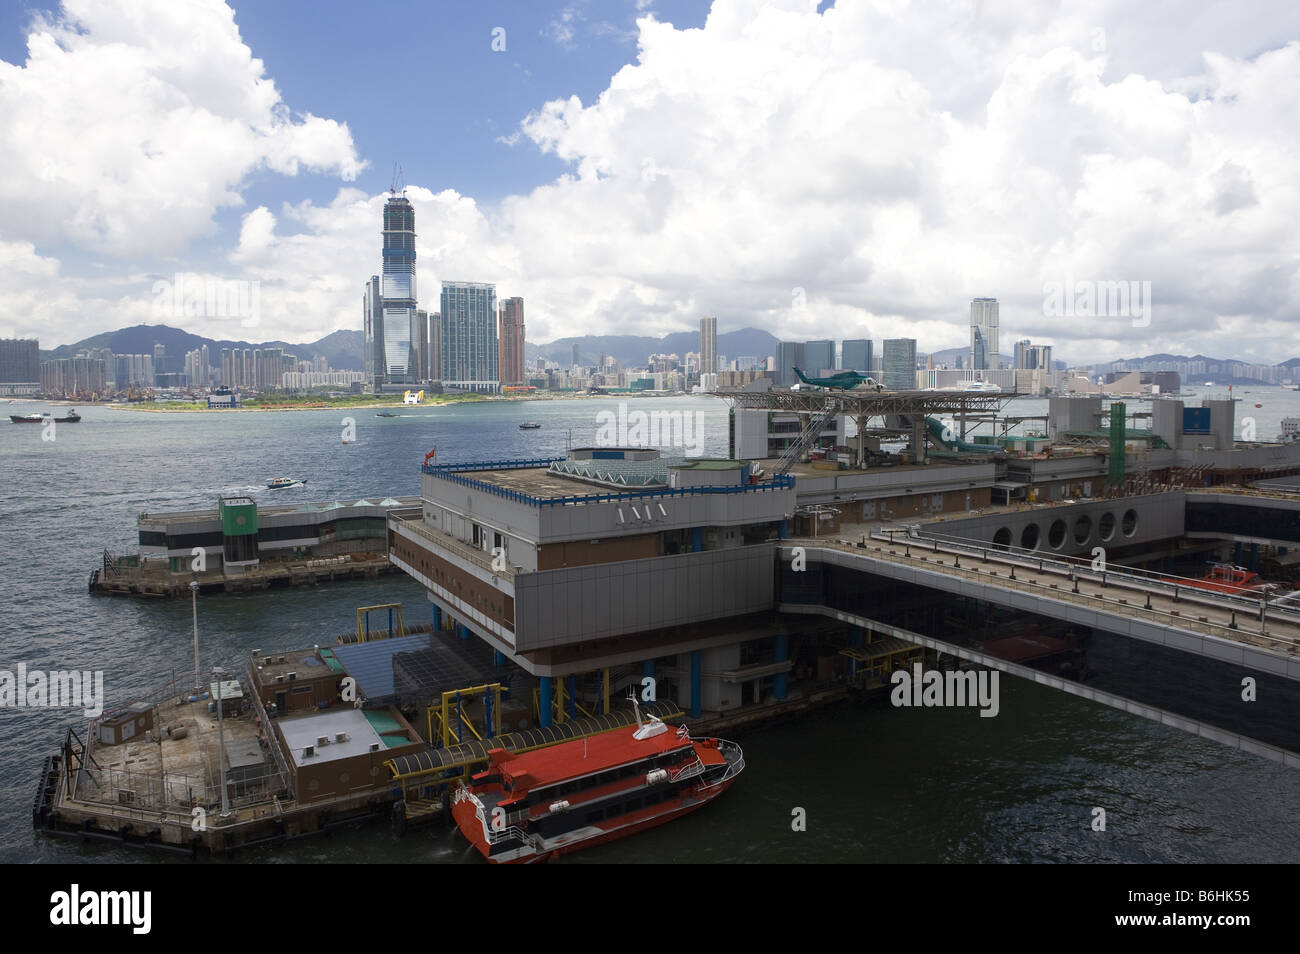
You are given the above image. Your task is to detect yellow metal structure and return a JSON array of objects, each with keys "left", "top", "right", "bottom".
[
  {"left": 428, "top": 683, "right": 504, "bottom": 748},
  {"left": 352, "top": 603, "right": 405, "bottom": 643},
  {"left": 839, "top": 635, "right": 925, "bottom": 691}
]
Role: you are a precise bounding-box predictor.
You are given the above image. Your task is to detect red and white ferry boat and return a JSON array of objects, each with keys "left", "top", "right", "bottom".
[{"left": 451, "top": 698, "right": 744, "bottom": 863}]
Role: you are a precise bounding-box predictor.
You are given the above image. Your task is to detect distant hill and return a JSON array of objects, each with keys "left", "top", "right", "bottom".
[
  {"left": 41, "top": 324, "right": 364, "bottom": 371},
  {"left": 526, "top": 327, "right": 780, "bottom": 367}
]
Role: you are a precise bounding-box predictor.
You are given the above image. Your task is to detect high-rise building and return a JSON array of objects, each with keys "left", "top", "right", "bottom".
[
  {"left": 499, "top": 297, "right": 525, "bottom": 385},
  {"left": 263, "top": 347, "right": 283, "bottom": 388},
  {"left": 972, "top": 329, "right": 986, "bottom": 372},
  {"left": 841, "top": 339, "right": 872, "bottom": 375},
  {"left": 429, "top": 312, "right": 441, "bottom": 381},
  {"left": 882, "top": 339, "right": 917, "bottom": 391},
  {"left": 700, "top": 316, "right": 718, "bottom": 375},
  {"left": 804, "top": 340, "right": 834, "bottom": 375},
  {"left": 440, "top": 282, "right": 498, "bottom": 392},
  {"left": 363, "top": 275, "right": 383, "bottom": 390},
  {"left": 415, "top": 309, "right": 429, "bottom": 383},
  {"left": 571, "top": 343, "right": 580, "bottom": 367},
  {"left": 1013, "top": 339, "right": 1054, "bottom": 371},
  {"left": 380, "top": 192, "right": 419, "bottom": 385},
  {"left": 776, "top": 341, "right": 805, "bottom": 387},
  {"left": 0, "top": 338, "right": 39, "bottom": 385},
  {"left": 970, "top": 298, "right": 999, "bottom": 370}
]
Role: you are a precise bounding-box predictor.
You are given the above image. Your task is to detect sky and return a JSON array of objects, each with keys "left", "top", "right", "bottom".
[{"left": 1, "top": 0, "right": 1298, "bottom": 364}]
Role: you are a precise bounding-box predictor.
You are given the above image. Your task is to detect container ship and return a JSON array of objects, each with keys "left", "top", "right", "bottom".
[{"left": 451, "top": 700, "right": 744, "bottom": 863}]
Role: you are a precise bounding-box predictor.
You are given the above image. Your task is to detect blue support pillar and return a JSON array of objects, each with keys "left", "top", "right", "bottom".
[
  {"left": 484, "top": 691, "right": 493, "bottom": 740},
  {"left": 1235, "top": 542, "right": 1243, "bottom": 566},
  {"left": 493, "top": 650, "right": 506, "bottom": 667},
  {"left": 849, "top": 626, "right": 865, "bottom": 648},
  {"left": 1250, "top": 543, "right": 1259, "bottom": 571},
  {"left": 539, "top": 677, "right": 553, "bottom": 728},
  {"left": 691, "top": 527, "right": 703, "bottom": 552},
  {"left": 388, "top": 607, "right": 394, "bottom": 639},
  {"left": 778, "top": 519, "right": 788, "bottom": 540},
  {"left": 689, "top": 651, "right": 701, "bottom": 718},
  {"left": 431, "top": 604, "right": 442, "bottom": 631},
  {"left": 566, "top": 675, "right": 576, "bottom": 719},
  {"left": 773, "top": 635, "right": 789, "bottom": 701},
  {"left": 458, "top": 623, "right": 469, "bottom": 640},
  {"left": 1281, "top": 547, "right": 1289, "bottom": 557}
]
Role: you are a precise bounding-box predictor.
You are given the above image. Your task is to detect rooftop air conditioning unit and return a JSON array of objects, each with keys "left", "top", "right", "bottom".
[
  {"left": 251, "top": 649, "right": 261, "bottom": 657},
  {"left": 335, "top": 732, "right": 349, "bottom": 743},
  {"left": 275, "top": 674, "right": 284, "bottom": 683},
  {"left": 316, "top": 736, "right": 329, "bottom": 747},
  {"left": 287, "top": 672, "right": 296, "bottom": 680},
  {"left": 302, "top": 745, "right": 314, "bottom": 757},
  {"left": 369, "top": 743, "right": 380, "bottom": 753}
]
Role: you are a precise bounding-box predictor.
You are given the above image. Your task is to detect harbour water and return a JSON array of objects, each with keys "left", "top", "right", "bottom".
[{"left": 3, "top": 391, "right": 1299, "bottom": 863}]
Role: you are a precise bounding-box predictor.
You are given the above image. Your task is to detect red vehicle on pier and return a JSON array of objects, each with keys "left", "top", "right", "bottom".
[{"left": 1162, "top": 563, "right": 1276, "bottom": 597}]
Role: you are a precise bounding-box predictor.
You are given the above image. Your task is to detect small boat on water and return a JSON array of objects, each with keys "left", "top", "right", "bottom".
[
  {"left": 519, "top": 422, "right": 541, "bottom": 429},
  {"left": 266, "top": 477, "right": 307, "bottom": 490},
  {"left": 376, "top": 411, "right": 398, "bottom": 418},
  {"left": 10, "top": 409, "right": 81, "bottom": 424},
  {"left": 450, "top": 697, "right": 743, "bottom": 864}
]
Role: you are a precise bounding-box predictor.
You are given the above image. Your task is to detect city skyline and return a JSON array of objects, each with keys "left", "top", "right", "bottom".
[{"left": 3, "top": 2, "right": 1299, "bottom": 363}]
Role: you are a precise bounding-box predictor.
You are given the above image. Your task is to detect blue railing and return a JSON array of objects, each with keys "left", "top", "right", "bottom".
[{"left": 420, "top": 459, "right": 795, "bottom": 508}]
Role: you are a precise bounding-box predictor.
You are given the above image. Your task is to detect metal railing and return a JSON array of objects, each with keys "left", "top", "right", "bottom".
[
  {"left": 246, "top": 666, "right": 293, "bottom": 800},
  {"left": 390, "top": 513, "right": 514, "bottom": 579},
  {"left": 806, "top": 531, "right": 1300, "bottom": 652},
  {"left": 774, "top": 401, "right": 840, "bottom": 476},
  {"left": 454, "top": 786, "right": 543, "bottom": 850},
  {"left": 424, "top": 459, "right": 795, "bottom": 508},
  {"left": 668, "top": 754, "right": 706, "bottom": 783},
  {"left": 885, "top": 525, "right": 1295, "bottom": 618},
  {"left": 699, "top": 742, "right": 745, "bottom": 789}
]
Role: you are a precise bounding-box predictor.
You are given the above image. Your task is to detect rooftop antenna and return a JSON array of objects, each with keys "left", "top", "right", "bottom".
[{"left": 390, "top": 163, "right": 405, "bottom": 195}]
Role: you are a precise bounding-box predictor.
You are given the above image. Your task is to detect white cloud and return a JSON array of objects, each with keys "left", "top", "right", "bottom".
[
  {"left": 10, "top": 0, "right": 1300, "bottom": 366},
  {"left": 0, "top": 0, "right": 363, "bottom": 258}
]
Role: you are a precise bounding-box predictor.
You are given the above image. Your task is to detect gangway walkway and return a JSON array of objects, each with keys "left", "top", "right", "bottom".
[{"left": 783, "top": 529, "right": 1300, "bottom": 655}]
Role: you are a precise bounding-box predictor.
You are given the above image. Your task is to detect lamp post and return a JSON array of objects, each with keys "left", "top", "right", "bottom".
[
  {"left": 190, "top": 580, "right": 200, "bottom": 692},
  {"left": 213, "top": 666, "right": 230, "bottom": 816}
]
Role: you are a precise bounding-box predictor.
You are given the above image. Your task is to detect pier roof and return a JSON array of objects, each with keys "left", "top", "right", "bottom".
[
  {"left": 279, "top": 707, "right": 415, "bottom": 766},
  {"left": 424, "top": 457, "right": 792, "bottom": 505}
]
